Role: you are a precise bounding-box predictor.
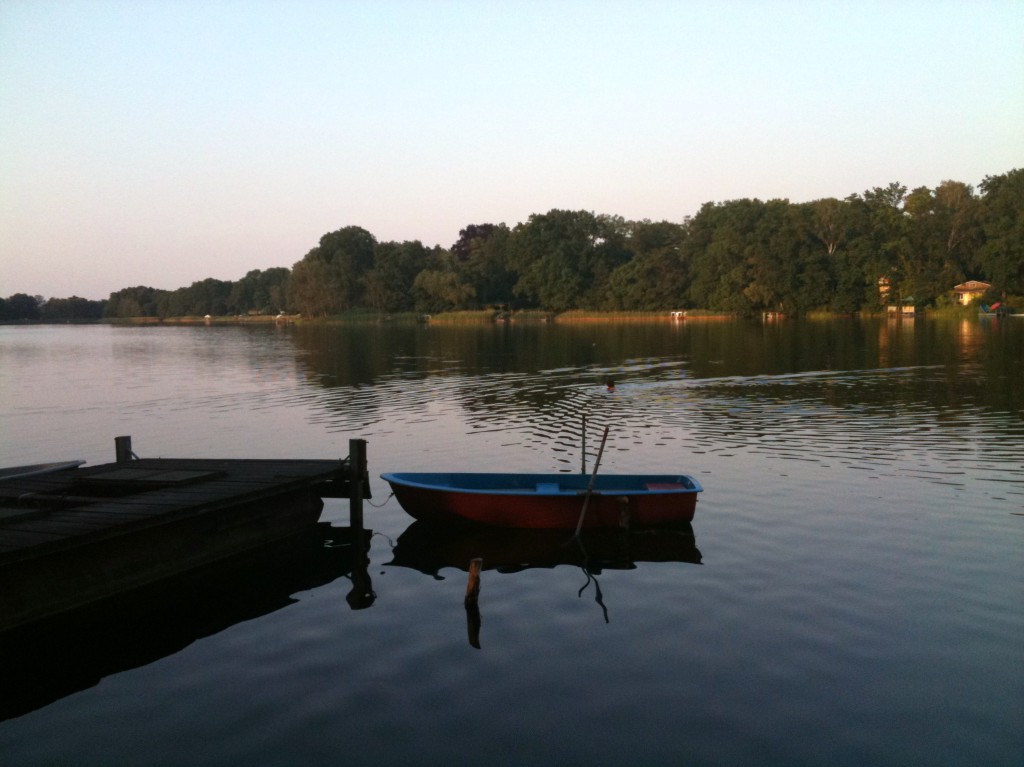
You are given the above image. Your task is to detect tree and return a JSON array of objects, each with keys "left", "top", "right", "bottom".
[
  {"left": 841, "top": 183, "right": 916, "bottom": 303},
  {"left": 509, "top": 210, "right": 629, "bottom": 311},
  {"left": 605, "top": 220, "right": 687, "bottom": 309},
  {"left": 315, "top": 226, "right": 377, "bottom": 311},
  {"left": 287, "top": 257, "right": 334, "bottom": 317},
  {"left": 685, "top": 200, "right": 763, "bottom": 312},
  {"left": 1, "top": 293, "right": 41, "bottom": 320},
  {"left": 450, "top": 223, "right": 516, "bottom": 307},
  {"left": 40, "top": 296, "right": 104, "bottom": 320},
  {"left": 104, "top": 286, "right": 164, "bottom": 318},
  {"left": 227, "top": 268, "right": 290, "bottom": 314},
  {"left": 803, "top": 198, "right": 852, "bottom": 256},
  {"left": 413, "top": 270, "right": 476, "bottom": 312},
  {"left": 977, "top": 169, "right": 1024, "bottom": 294},
  {"left": 903, "top": 180, "right": 982, "bottom": 299},
  {"left": 363, "top": 240, "right": 436, "bottom": 312}
]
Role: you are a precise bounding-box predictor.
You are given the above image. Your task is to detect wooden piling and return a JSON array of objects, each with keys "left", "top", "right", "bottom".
[
  {"left": 115, "top": 436, "right": 133, "bottom": 463},
  {"left": 348, "top": 438, "right": 367, "bottom": 530},
  {"left": 465, "top": 557, "right": 483, "bottom": 649},
  {"left": 465, "top": 557, "right": 483, "bottom": 605}
]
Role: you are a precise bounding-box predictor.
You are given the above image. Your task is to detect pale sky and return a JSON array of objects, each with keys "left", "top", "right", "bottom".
[{"left": 2, "top": 0, "right": 1022, "bottom": 300}]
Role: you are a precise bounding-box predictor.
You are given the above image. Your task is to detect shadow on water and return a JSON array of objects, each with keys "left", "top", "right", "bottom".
[
  {"left": 387, "top": 520, "right": 702, "bottom": 648},
  {"left": 0, "top": 523, "right": 373, "bottom": 722}
]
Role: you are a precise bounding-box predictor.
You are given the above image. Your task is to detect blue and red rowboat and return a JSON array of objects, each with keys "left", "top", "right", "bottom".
[{"left": 380, "top": 472, "right": 703, "bottom": 529}]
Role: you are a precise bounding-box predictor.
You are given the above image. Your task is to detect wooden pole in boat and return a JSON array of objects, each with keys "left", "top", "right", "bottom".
[
  {"left": 348, "top": 438, "right": 367, "bottom": 530},
  {"left": 581, "top": 414, "right": 587, "bottom": 474},
  {"left": 574, "top": 425, "right": 609, "bottom": 538}
]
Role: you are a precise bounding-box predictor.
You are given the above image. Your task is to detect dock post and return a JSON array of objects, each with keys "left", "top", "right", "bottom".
[
  {"left": 348, "top": 438, "right": 367, "bottom": 530},
  {"left": 344, "top": 438, "right": 374, "bottom": 610},
  {"left": 115, "top": 436, "right": 133, "bottom": 463}
]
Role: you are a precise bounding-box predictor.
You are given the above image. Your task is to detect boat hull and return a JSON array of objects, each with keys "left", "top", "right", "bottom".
[{"left": 381, "top": 472, "right": 702, "bottom": 528}]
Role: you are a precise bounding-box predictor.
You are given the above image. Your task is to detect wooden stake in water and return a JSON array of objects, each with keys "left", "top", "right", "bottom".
[
  {"left": 465, "top": 557, "right": 483, "bottom": 649},
  {"left": 574, "top": 425, "right": 609, "bottom": 538},
  {"left": 465, "top": 558, "right": 483, "bottom": 606}
]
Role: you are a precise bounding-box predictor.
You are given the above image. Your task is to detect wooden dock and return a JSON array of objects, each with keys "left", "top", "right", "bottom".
[{"left": 0, "top": 439, "right": 369, "bottom": 632}]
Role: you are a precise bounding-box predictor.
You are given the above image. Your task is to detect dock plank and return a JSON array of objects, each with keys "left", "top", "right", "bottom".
[
  {"left": 0, "top": 452, "right": 366, "bottom": 633},
  {"left": 0, "top": 457, "right": 351, "bottom": 564}
]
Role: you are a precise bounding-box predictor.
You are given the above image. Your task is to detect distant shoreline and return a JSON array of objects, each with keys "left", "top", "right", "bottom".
[{"left": 3, "top": 306, "right": 994, "bottom": 327}]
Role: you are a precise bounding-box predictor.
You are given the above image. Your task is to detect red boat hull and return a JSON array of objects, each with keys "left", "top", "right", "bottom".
[{"left": 387, "top": 481, "right": 699, "bottom": 529}]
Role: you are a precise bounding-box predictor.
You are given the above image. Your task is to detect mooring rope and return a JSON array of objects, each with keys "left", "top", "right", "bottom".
[{"left": 365, "top": 491, "right": 394, "bottom": 508}]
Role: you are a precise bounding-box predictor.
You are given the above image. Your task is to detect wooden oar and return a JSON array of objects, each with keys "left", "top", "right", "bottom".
[
  {"left": 581, "top": 414, "right": 587, "bottom": 474},
  {"left": 573, "top": 425, "right": 609, "bottom": 538}
]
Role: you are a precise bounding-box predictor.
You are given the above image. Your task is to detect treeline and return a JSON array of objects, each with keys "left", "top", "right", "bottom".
[
  {"left": 34, "top": 168, "right": 1024, "bottom": 319},
  {"left": 102, "top": 268, "right": 290, "bottom": 319},
  {"left": 0, "top": 294, "right": 105, "bottom": 321},
  {"left": 284, "top": 168, "right": 1022, "bottom": 316}
]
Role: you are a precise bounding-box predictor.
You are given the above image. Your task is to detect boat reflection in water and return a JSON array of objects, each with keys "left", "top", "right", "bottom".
[
  {"left": 387, "top": 520, "right": 701, "bottom": 647},
  {"left": 0, "top": 523, "right": 373, "bottom": 722}
]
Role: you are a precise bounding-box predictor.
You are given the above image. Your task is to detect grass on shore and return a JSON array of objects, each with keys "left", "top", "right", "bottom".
[{"left": 96, "top": 297, "right": 1024, "bottom": 325}]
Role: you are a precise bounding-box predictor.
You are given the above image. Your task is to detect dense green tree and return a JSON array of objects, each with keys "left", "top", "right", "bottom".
[
  {"left": 316, "top": 226, "right": 377, "bottom": 311},
  {"left": 288, "top": 226, "right": 377, "bottom": 315},
  {"left": 227, "top": 267, "right": 290, "bottom": 314},
  {"left": 802, "top": 197, "right": 858, "bottom": 257},
  {"left": 169, "top": 278, "right": 231, "bottom": 316},
  {"left": 363, "top": 240, "right": 437, "bottom": 312},
  {"left": 509, "top": 210, "right": 631, "bottom": 311},
  {"left": 794, "top": 199, "right": 865, "bottom": 312},
  {"left": 903, "top": 180, "right": 983, "bottom": 304},
  {"left": 288, "top": 257, "right": 335, "bottom": 317},
  {"left": 40, "top": 296, "right": 104, "bottom": 320},
  {"left": 450, "top": 223, "right": 516, "bottom": 307},
  {"left": 743, "top": 200, "right": 815, "bottom": 313},
  {"left": 605, "top": 220, "right": 688, "bottom": 309},
  {"left": 976, "top": 169, "right": 1024, "bottom": 295},
  {"left": 104, "top": 286, "right": 164, "bottom": 318},
  {"left": 510, "top": 209, "right": 594, "bottom": 310},
  {"left": 413, "top": 269, "right": 476, "bottom": 312},
  {"left": 841, "top": 183, "right": 916, "bottom": 304},
  {"left": 1, "top": 293, "right": 42, "bottom": 320},
  {"left": 685, "top": 200, "right": 763, "bottom": 312}
]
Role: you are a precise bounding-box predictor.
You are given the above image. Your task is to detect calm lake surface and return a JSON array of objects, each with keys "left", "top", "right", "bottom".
[{"left": 1, "top": 318, "right": 1021, "bottom": 766}]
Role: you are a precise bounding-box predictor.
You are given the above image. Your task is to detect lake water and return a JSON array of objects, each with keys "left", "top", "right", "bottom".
[{"left": 0, "top": 318, "right": 1021, "bottom": 766}]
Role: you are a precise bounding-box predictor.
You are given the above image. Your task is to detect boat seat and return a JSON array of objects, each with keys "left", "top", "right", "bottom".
[{"left": 535, "top": 482, "right": 561, "bottom": 494}]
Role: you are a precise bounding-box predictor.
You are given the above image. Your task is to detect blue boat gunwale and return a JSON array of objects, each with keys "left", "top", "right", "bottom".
[{"left": 380, "top": 472, "right": 703, "bottom": 497}]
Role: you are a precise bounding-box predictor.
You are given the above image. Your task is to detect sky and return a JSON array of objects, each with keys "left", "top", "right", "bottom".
[{"left": 2, "top": 0, "right": 1022, "bottom": 300}]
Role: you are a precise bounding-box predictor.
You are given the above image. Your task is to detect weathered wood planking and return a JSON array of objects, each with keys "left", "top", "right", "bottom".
[
  {"left": 0, "top": 457, "right": 352, "bottom": 561},
  {"left": 0, "top": 455, "right": 365, "bottom": 631}
]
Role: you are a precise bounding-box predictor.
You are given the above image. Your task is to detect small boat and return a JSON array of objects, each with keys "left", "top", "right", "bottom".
[
  {"left": 380, "top": 472, "right": 703, "bottom": 528},
  {"left": 979, "top": 302, "right": 1011, "bottom": 318}
]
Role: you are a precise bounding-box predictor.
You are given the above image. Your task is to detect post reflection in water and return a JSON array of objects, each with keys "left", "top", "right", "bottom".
[{"left": 387, "top": 520, "right": 703, "bottom": 647}]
